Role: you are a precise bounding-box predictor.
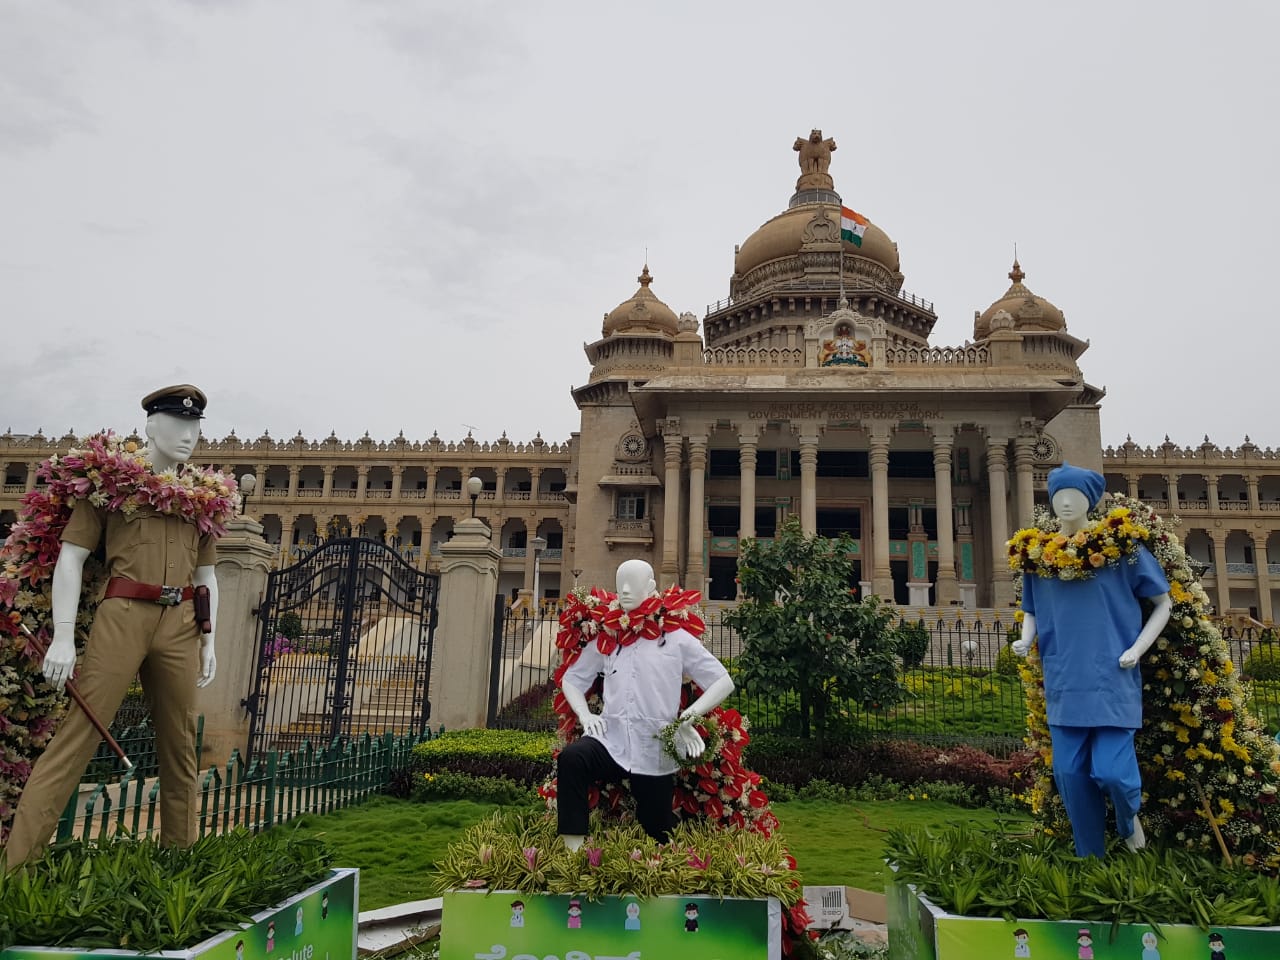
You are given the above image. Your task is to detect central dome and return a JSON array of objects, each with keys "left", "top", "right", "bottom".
[{"left": 734, "top": 200, "right": 901, "bottom": 279}]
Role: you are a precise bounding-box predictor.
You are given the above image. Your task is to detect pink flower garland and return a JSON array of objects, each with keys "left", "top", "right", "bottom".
[{"left": 0, "top": 431, "right": 238, "bottom": 840}]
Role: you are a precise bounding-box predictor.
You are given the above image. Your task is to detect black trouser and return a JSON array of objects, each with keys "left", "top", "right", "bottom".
[{"left": 556, "top": 736, "right": 675, "bottom": 841}]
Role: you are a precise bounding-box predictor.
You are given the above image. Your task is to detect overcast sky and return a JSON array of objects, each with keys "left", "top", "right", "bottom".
[{"left": 2, "top": 1, "right": 1277, "bottom": 452}]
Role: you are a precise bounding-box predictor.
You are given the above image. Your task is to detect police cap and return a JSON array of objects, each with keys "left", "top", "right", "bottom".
[{"left": 141, "top": 384, "right": 207, "bottom": 419}]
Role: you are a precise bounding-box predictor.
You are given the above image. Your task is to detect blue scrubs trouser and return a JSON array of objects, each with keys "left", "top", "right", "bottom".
[{"left": 1048, "top": 725, "right": 1141, "bottom": 858}]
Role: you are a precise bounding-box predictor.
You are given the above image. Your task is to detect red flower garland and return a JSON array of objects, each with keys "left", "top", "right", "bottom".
[{"left": 543, "top": 584, "right": 810, "bottom": 953}]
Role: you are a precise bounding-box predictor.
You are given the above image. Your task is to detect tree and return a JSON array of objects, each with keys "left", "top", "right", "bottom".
[{"left": 725, "top": 517, "right": 904, "bottom": 753}]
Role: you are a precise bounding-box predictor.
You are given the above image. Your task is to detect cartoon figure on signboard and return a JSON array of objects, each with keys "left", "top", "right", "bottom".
[
  {"left": 1013, "top": 928, "right": 1031, "bottom": 958},
  {"left": 509, "top": 900, "right": 525, "bottom": 928},
  {"left": 567, "top": 899, "right": 583, "bottom": 929},
  {"left": 685, "top": 903, "right": 700, "bottom": 932},
  {"left": 1209, "top": 932, "right": 1227, "bottom": 959},
  {"left": 266, "top": 921, "right": 276, "bottom": 953},
  {"left": 1140, "top": 930, "right": 1160, "bottom": 960},
  {"left": 1076, "top": 930, "right": 1093, "bottom": 960},
  {"left": 624, "top": 900, "right": 641, "bottom": 930},
  {"left": 235, "top": 940, "right": 245, "bottom": 960},
  {"left": 295, "top": 906, "right": 304, "bottom": 936},
  {"left": 321, "top": 892, "right": 329, "bottom": 920}
]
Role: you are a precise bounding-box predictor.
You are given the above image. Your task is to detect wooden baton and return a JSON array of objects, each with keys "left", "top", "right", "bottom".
[{"left": 18, "top": 622, "right": 133, "bottom": 769}]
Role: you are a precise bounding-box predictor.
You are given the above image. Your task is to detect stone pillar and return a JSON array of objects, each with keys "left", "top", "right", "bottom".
[
  {"left": 1207, "top": 474, "right": 1220, "bottom": 512},
  {"left": 686, "top": 435, "right": 708, "bottom": 592},
  {"left": 25, "top": 462, "right": 38, "bottom": 492},
  {"left": 738, "top": 430, "right": 758, "bottom": 543},
  {"left": 1167, "top": 473, "right": 1180, "bottom": 509},
  {"left": 1211, "top": 531, "right": 1230, "bottom": 615},
  {"left": 196, "top": 517, "right": 274, "bottom": 766},
  {"left": 932, "top": 429, "right": 959, "bottom": 605},
  {"left": 868, "top": 425, "right": 893, "bottom": 599},
  {"left": 797, "top": 432, "right": 820, "bottom": 537},
  {"left": 321, "top": 466, "right": 334, "bottom": 500},
  {"left": 659, "top": 421, "right": 682, "bottom": 588},
  {"left": 1254, "top": 533, "right": 1273, "bottom": 622},
  {"left": 1127, "top": 474, "right": 1140, "bottom": 501},
  {"left": 390, "top": 465, "right": 404, "bottom": 500},
  {"left": 530, "top": 468, "right": 543, "bottom": 500},
  {"left": 987, "top": 437, "right": 1015, "bottom": 607},
  {"left": 435, "top": 517, "right": 502, "bottom": 730},
  {"left": 1013, "top": 436, "right": 1036, "bottom": 528},
  {"left": 955, "top": 499, "right": 977, "bottom": 608},
  {"left": 1247, "top": 477, "right": 1261, "bottom": 512},
  {"left": 287, "top": 465, "right": 300, "bottom": 498},
  {"left": 426, "top": 466, "right": 438, "bottom": 499},
  {"left": 356, "top": 465, "right": 370, "bottom": 500},
  {"left": 519, "top": 521, "right": 537, "bottom": 606}
]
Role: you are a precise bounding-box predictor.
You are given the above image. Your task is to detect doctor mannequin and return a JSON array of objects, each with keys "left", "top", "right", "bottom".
[
  {"left": 1013, "top": 464, "right": 1171, "bottom": 857},
  {"left": 4, "top": 386, "right": 220, "bottom": 869},
  {"left": 557, "top": 559, "right": 734, "bottom": 851}
]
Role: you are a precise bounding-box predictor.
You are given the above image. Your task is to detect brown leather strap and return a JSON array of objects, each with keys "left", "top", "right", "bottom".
[{"left": 104, "top": 576, "right": 194, "bottom": 606}]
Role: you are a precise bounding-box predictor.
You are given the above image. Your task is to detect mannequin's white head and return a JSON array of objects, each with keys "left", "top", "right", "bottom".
[
  {"left": 615, "top": 559, "right": 656, "bottom": 611},
  {"left": 1050, "top": 486, "right": 1091, "bottom": 532},
  {"left": 144, "top": 412, "right": 201, "bottom": 470}
]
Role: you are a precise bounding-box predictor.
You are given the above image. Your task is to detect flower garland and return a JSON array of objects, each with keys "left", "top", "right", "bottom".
[
  {"left": 0, "top": 431, "right": 238, "bottom": 841},
  {"left": 1013, "top": 496, "right": 1280, "bottom": 867},
  {"left": 1008, "top": 506, "right": 1150, "bottom": 581},
  {"left": 655, "top": 712, "right": 727, "bottom": 769},
  {"left": 542, "top": 583, "right": 810, "bottom": 953}
]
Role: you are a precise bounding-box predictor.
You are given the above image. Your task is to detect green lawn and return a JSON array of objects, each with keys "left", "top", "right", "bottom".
[{"left": 279, "top": 795, "right": 1028, "bottom": 910}]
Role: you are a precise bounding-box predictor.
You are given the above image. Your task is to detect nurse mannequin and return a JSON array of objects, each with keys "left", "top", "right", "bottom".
[
  {"left": 1013, "top": 465, "right": 1171, "bottom": 856},
  {"left": 558, "top": 559, "right": 733, "bottom": 851}
]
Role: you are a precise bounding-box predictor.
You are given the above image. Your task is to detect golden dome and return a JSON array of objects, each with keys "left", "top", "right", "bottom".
[
  {"left": 602, "top": 265, "right": 679, "bottom": 337},
  {"left": 974, "top": 259, "right": 1066, "bottom": 340},
  {"left": 734, "top": 202, "right": 901, "bottom": 279}
]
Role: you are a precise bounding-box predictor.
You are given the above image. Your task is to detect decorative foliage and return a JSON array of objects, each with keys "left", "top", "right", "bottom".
[
  {"left": 886, "top": 820, "right": 1280, "bottom": 928},
  {"left": 1013, "top": 495, "right": 1280, "bottom": 867},
  {"left": 1008, "top": 505, "right": 1150, "bottom": 581},
  {"left": 0, "top": 432, "right": 238, "bottom": 842},
  {"left": 726, "top": 517, "right": 905, "bottom": 752},
  {"left": 434, "top": 810, "right": 806, "bottom": 909},
  {"left": 0, "top": 829, "right": 332, "bottom": 951},
  {"left": 543, "top": 582, "right": 812, "bottom": 953}
]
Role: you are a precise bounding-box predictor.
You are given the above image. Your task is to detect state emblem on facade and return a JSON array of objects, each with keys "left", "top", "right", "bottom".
[{"left": 819, "top": 321, "right": 871, "bottom": 367}]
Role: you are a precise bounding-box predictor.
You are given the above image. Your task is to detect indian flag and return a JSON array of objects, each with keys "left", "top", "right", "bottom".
[{"left": 840, "top": 206, "right": 868, "bottom": 247}]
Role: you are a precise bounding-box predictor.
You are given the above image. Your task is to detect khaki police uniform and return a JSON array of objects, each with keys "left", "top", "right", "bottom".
[{"left": 4, "top": 495, "right": 217, "bottom": 867}]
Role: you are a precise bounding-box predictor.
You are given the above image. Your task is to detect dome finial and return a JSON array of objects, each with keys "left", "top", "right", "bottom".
[
  {"left": 1009, "top": 256, "right": 1025, "bottom": 285},
  {"left": 638, "top": 263, "right": 652, "bottom": 288}
]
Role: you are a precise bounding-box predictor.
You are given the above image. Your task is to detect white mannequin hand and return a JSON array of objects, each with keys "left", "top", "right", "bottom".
[
  {"left": 1118, "top": 647, "right": 1142, "bottom": 669},
  {"left": 1011, "top": 637, "right": 1031, "bottom": 657},
  {"left": 43, "top": 623, "right": 77, "bottom": 691},
  {"left": 578, "top": 711, "right": 607, "bottom": 739},
  {"left": 673, "top": 717, "right": 706, "bottom": 759},
  {"left": 198, "top": 636, "right": 217, "bottom": 687},
  {"left": 1012, "top": 612, "right": 1035, "bottom": 657}
]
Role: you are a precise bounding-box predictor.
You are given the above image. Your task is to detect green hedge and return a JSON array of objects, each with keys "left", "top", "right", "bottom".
[{"left": 409, "top": 728, "right": 557, "bottom": 786}]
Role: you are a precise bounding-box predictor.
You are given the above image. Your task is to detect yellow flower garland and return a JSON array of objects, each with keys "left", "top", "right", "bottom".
[{"left": 1008, "top": 507, "right": 1150, "bottom": 580}]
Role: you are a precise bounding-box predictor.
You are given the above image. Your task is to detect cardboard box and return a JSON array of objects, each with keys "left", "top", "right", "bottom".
[{"left": 803, "top": 885, "right": 887, "bottom": 929}]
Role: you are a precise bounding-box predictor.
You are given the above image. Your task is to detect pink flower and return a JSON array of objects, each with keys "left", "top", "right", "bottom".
[
  {"left": 586, "top": 846, "right": 603, "bottom": 868},
  {"left": 523, "top": 847, "right": 539, "bottom": 871}
]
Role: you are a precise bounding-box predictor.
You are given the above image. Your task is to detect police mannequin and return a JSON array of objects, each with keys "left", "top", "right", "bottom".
[
  {"left": 558, "top": 559, "right": 734, "bottom": 851},
  {"left": 5, "top": 386, "right": 220, "bottom": 870},
  {"left": 1013, "top": 465, "right": 1171, "bottom": 856}
]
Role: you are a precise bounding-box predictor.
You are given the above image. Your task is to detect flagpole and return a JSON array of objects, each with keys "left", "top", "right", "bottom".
[{"left": 837, "top": 197, "right": 845, "bottom": 307}]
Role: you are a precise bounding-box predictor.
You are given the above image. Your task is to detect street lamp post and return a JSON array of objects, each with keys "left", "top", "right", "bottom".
[
  {"left": 238, "top": 473, "right": 257, "bottom": 515},
  {"left": 531, "top": 535, "right": 548, "bottom": 614},
  {"left": 466, "top": 475, "right": 484, "bottom": 520}
]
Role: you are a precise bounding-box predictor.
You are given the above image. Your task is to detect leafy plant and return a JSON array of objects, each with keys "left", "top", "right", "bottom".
[
  {"left": 410, "top": 728, "right": 556, "bottom": 785},
  {"left": 885, "top": 821, "right": 1280, "bottom": 929},
  {"left": 727, "top": 517, "right": 905, "bottom": 753},
  {"left": 412, "top": 770, "right": 537, "bottom": 806},
  {"left": 0, "top": 829, "right": 333, "bottom": 951},
  {"left": 893, "top": 618, "right": 932, "bottom": 669},
  {"left": 1244, "top": 643, "right": 1280, "bottom": 682},
  {"left": 276, "top": 612, "right": 303, "bottom": 642}
]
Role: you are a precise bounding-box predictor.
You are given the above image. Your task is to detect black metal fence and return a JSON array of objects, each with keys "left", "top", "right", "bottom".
[{"left": 484, "top": 606, "right": 1280, "bottom": 753}]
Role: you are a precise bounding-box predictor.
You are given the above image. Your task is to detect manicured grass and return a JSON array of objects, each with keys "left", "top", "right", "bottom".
[{"left": 280, "top": 795, "right": 1028, "bottom": 909}]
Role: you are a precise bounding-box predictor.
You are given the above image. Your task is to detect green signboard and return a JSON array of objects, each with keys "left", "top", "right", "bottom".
[
  {"left": 1, "top": 869, "right": 358, "bottom": 960},
  {"left": 887, "top": 880, "right": 1280, "bottom": 960},
  {"left": 441, "top": 890, "right": 780, "bottom": 960}
]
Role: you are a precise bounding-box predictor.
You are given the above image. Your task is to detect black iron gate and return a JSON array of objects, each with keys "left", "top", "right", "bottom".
[{"left": 245, "top": 537, "right": 438, "bottom": 759}]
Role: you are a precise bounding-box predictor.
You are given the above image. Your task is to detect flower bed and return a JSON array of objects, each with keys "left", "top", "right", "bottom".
[{"left": 887, "top": 879, "right": 1279, "bottom": 960}]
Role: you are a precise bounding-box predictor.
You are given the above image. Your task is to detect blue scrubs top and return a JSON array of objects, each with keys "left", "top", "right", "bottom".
[{"left": 1022, "top": 545, "right": 1169, "bottom": 729}]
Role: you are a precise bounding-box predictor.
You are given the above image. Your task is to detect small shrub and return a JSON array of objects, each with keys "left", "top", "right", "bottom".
[
  {"left": 411, "top": 770, "right": 535, "bottom": 806},
  {"left": 894, "top": 619, "right": 932, "bottom": 669},
  {"left": 277, "top": 612, "right": 304, "bottom": 641},
  {"left": 995, "top": 643, "right": 1022, "bottom": 678},
  {"left": 1244, "top": 643, "right": 1280, "bottom": 681},
  {"left": 410, "top": 728, "right": 556, "bottom": 785}
]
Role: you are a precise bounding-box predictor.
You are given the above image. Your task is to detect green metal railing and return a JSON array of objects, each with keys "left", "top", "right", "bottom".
[{"left": 55, "top": 722, "right": 438, "bottom": 842}]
